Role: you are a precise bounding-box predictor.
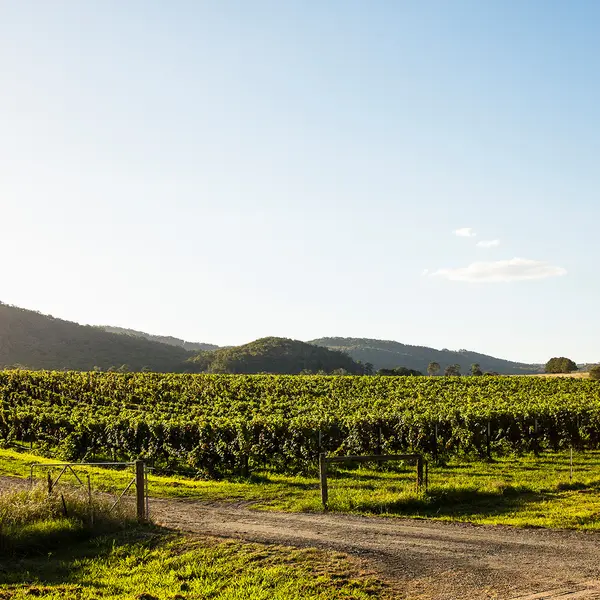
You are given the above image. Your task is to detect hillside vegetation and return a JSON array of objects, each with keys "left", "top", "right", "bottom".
[
  {"left": 100, "top": 325, "right": 218, "bottom": 352},
  {"left": 310, "top": 337, "right": 541, "bottom": 375},
  {"left": 188, "top": 337, "right": 364, "bottom": 374},
  {"left": 0, "top": 303, "right": 195, "bottom": 372},
  {"left": 1, "top": 302, "right": 550, "bottom": 375},
  {"left": 0, "top": 304, "right": 361, "bottom": 374}
]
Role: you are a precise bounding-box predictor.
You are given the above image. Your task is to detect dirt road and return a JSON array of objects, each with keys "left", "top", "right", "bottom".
[
  {"left": 4, "top": 476, "right": 600, "bottom": 599},
  {"left": 150, "top": 497, "right": 600, "bottom": 600}
]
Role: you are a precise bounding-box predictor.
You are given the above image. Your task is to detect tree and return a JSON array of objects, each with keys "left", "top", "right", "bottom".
[
  {"left": 377, "top": 367, "right": 422, "bottom": 376},
  {"left": 444, "top": 364, "right": 461, "bottom": 376},
  {"left": 331, "top": 368, "right": 348, "bottom": 375},
  {"left": 545, "top": 357, "right": 578, "bottom": 374},
  {"left": 427, "top": 362, "right": 440, "bottom": 376},
  {"left": 470, "top": 363, "right": 483, "bottom": 376},
  {"left": 364, "top": 362, "right": 374, "bottom": 376},
  {"left": 589, "top": 365, "right": 600, "bottom": 380}
]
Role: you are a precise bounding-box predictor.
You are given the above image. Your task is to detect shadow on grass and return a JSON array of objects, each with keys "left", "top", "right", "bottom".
[
  {"left": 555, "top": 479, "right": 600, "bottom": 492},
  {"left": 0, "top": 525, "right": 170, "bottom": 587},
  {"left": 329, "top": 485, "right": 546, "bottom": 519}
]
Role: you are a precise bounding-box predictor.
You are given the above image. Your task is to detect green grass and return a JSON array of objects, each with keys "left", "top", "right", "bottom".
[
  {"left": 0, "top": 483, "right": 135, "bottom": 556},
  {"left": 2, "top": 447, "right": 600, "bottom": 529},
  {"left": 0, "top": 529, "right": 384, "bottom": 599}
]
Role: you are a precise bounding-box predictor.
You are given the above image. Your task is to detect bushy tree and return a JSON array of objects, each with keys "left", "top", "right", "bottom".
[
  {"left": 378, "top": 367, "right": 423, "bottom": 376},
  {"left": 427, "top": 362, "right": 440, "bottom": 376},
  {"left": 589, "top": 365, "right": 600, "bottom": 380},
  {"left": 545, "top": 357, "right": 578, "bottom": 374},
  {"left": 471, "top": 363, "right": 483, "bottom": 376},
  {"left": 444, "top": 364, "right": 461, "bottom": 376}
]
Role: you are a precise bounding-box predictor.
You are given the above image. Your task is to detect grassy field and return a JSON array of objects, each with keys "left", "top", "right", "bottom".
[
  {"left": 0, "top": 488, "right": 383, "bottom": 600},
  {"left": 1, "top": 531, "right": 383, "bottom": 599},
  {"left": 2, "top": 447, "right": 600, "bottom": 530},
  {"left": 0, "top": 474, "right": 384, "bottom": 599}
]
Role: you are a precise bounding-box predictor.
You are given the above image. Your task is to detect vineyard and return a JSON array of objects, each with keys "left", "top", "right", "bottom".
[{"left": 2, "top": 371, "right": 600, "bottom": 477}]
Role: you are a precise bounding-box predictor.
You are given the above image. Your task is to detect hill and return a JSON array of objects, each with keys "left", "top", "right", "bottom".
[
  {"left": 188, "top": 337, "right": 364, "bottom": 374},
  {"left": 99, "top": 326, "right": 218, "bottom": 352},
  {"left": 0, "top": 304, "right": 363, "bottom": 374},
  {"left": 309, "top": 337, "right": 542, "bottom": 375},
  {"left": 0, "top": 303, "right": 197, "bottom": 372}
]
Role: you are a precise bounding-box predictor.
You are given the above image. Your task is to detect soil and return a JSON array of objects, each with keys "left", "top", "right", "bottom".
[{"left": 4, "top": 476, "right": 600, "bottom": 599}]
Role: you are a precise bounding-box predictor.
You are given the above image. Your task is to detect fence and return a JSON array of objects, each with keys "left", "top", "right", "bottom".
[
  {"left": 318, "top": 452, "right": 427, "bottom": 511},
  {"left": 30, "top": 460, "right": 149, "bottom": 522}
]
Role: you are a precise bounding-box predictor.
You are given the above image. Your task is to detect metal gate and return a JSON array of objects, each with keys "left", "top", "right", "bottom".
[{"left": 29, "top": 460, "right": 149, "bottom": 522}]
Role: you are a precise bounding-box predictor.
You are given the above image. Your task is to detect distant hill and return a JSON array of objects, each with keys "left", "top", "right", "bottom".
[
  {"left": 0, "top": 303, "right": 197, "bottom": 372},
  {"left": 0, "top": 302, "right": 545, "bottom": 375},
  {"left": 188, "top": 337, "right": 364, "bottom": 374},
  {"left": 309, "top": 337, "right": 542, "bottom": 375},
  {"left": 99, "top": 326, "right": 218, "bottom": 352},
  {"left": 0, "top": 304, "right": 363, "bottom": 375}
]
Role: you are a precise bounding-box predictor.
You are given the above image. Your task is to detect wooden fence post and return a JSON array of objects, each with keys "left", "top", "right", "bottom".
[
  {"left": 87, "top": 473, "right": 94, "bottom": 526},
  {"left": 135, "top": 461, "right": 146, "bottom": 522},
  {"left": 416, "top": 456, "right": 424, "bottom": 490},
  {"left": 319, "top": 453, "right": 328, "bottom": 511}
]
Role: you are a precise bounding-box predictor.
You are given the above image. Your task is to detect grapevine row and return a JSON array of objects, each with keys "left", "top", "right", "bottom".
[{"left": 1, "top": 371, "right": 600, "bottom": 476}]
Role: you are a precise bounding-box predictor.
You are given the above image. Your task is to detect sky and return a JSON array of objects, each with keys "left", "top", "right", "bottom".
[{"left": 1, "top": 1, "right": 599, "bottom": 363}]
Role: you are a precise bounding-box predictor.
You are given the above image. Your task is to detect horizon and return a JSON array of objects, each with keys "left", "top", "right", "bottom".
[{"left": 2, "top": 2, "right": 600, "bottom": 364}]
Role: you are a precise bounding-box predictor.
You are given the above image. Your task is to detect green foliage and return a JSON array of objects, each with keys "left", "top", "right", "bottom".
[
  {"left": 188, "top": 337, "right": 364, "bottom": 375},
  {"left": 377, "top": 367, "right": 422, "bottom": 376},
  {"left": 589, "top": 365, "right": 600, "bottom": 380},
  {"left": 3, "top": 372, "right": 600, "bottom": 478},
  {"left": 0, "top": 304, "right": 363, "bottom": 375},
  {"left": 427, "top": 362, "right": 440, "bottom": 376},
  {"left": 444, "top": 364, "right": 461, "bottom": 376},
  {"left": 470, "top": 363, "right": 483, "bottom": 376},
  {"left": 545, "top": 357, "right": 578, "bottom": 374},
  {"left": 0, "top": 302, "right": 197, "bottom": 372},
  {"left": 311, "top": 337, "right": 542, "bottom": 374},
  {"left": 99, "top": 325, "right": 218, "bottom": 351}
]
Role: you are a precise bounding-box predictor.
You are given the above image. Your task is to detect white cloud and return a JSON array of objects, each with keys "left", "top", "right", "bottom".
[
  {"left": 429, "top": 258, "right": 567, "bottom": 283},
  {"left": 476, "top": 239, "right": 500, "bottom": 248},
  {"left": 454, "top": 227, "right": 476, "bottom": 237}
]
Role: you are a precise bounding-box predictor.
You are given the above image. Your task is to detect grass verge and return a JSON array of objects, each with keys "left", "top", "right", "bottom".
[
  {"left": 2, "top": 447, "right": 600, "bottom": 529},
  {"left": 0, "top": 529, "right": 385, "bottom": 599}
]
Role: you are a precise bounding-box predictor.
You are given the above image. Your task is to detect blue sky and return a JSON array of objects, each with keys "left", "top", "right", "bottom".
[{"left": 1, "top": 1, "right": 598, "bottom": 363}]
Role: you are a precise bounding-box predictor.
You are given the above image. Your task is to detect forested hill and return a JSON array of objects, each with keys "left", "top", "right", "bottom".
[
  {"left": 188, "top": 337, "right": 364, "bottom": 374},
  {"left": 309, "top": 337, "right": 542, "bottom": 375},
  {"left": 98, "top": 326, "right": 218, "bottom": 352},
  {"left": 0, "top": 303, "right": 196, "bottom": 372},
  {"left": 0, "top": 304, "right": 363, "bottom": 374},
  {"left": 0, "top": 302, "right": 542, "bottom": 375}
]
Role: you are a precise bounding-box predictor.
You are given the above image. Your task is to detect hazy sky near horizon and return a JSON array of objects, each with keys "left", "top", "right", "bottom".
[{"left": 1, "top": 1, "right": 599, "bottom": 363}]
